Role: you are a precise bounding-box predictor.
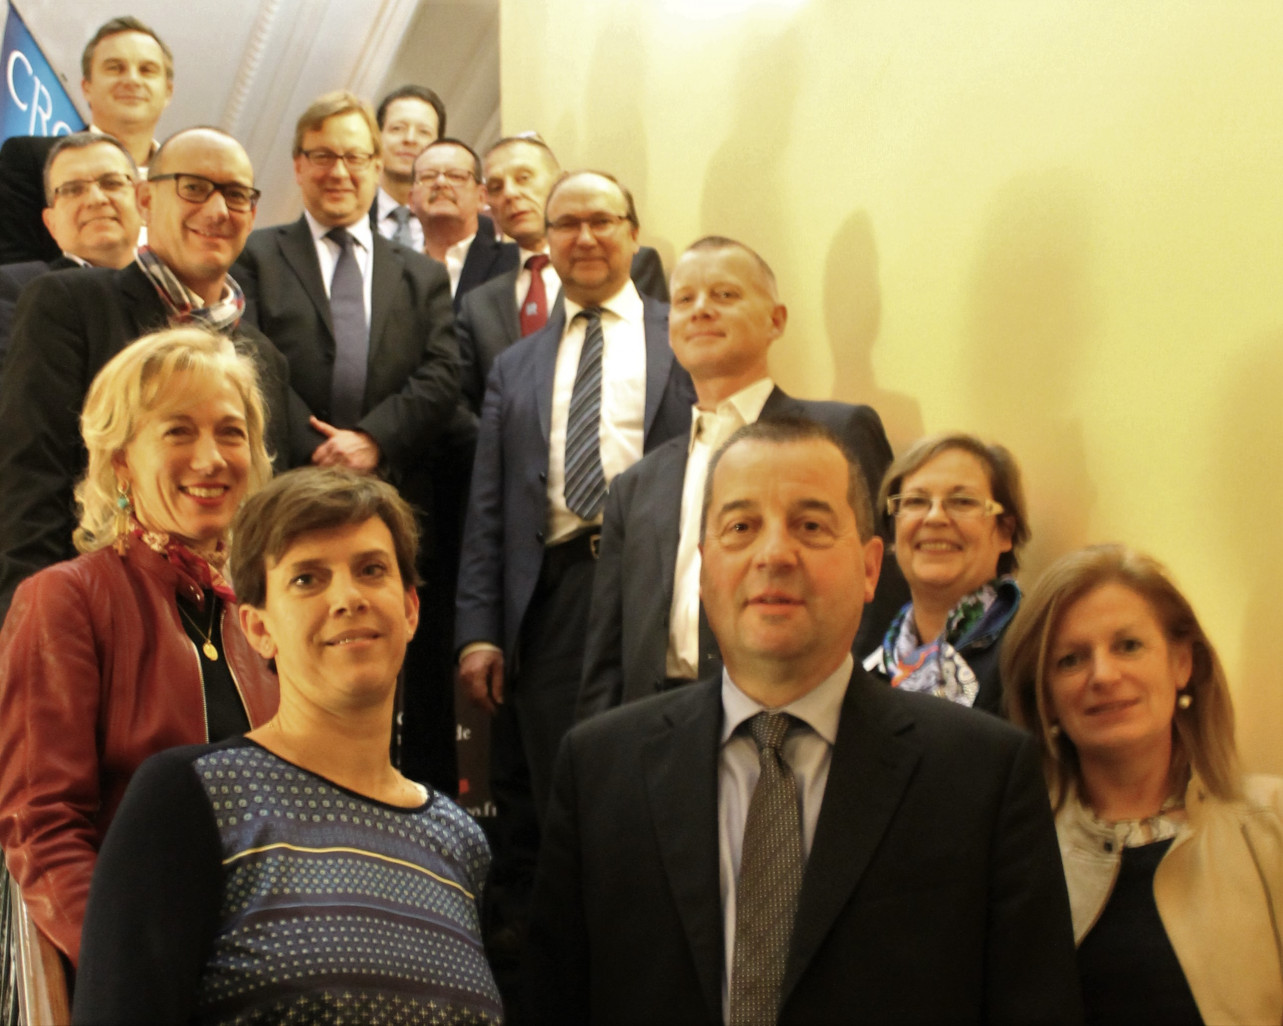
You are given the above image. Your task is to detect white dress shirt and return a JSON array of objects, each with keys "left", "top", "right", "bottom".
[
  {"left": 441, "top": 230, "right": 477, "bottom": 296},
  {"left": 667, "top": 377, "right": 775, "bottom": 678},
  {"left": 717, "top": 654, "right": 852, "bottom": 1017},
  {"left": 302, "top": 209, "right": 373, "bottom": 322},
  {"left": 373, "top": 186, "right": 424, "bottom": 253},
  {"left": 545, "top": 281, "right": 646, "bottom": 545}
]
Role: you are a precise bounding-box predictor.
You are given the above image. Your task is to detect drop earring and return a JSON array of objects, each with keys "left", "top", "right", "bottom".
[{"left": 113, "top": 481, "right": 133, "bottom": 555}]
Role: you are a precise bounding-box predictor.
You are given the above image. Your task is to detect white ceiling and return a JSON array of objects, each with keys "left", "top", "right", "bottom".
[{"left": 4, "top": 0, "right": 499, "bottom": 224}]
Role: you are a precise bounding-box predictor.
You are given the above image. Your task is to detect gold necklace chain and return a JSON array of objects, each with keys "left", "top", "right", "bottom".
[{"left": 178, "top": 597, "right": 219, "bottom": 661}]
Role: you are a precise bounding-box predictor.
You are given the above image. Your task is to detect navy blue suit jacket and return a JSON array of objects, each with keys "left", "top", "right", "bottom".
[
  {"left": 577, "top": 387, "right": 908, "bottom": 715},
  {"left": 454, "top": 295, "right": 694, "bottom": 665}
]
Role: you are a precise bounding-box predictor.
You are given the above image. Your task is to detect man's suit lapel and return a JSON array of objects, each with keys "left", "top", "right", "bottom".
[
  {"left": 641, "top": 296, "right": 673, "bottom": 437},
  {"left": 760, "top": 386, "right": 802, "bottom": 420},
  {"left": 640, "top": 684, "right": 725, "bottom": 1023},
  {"left": 278, "top": 217, "right": 335, "bottom": 337},
  {"left": 533, "top": 306, "right": 567, "bottom": 445},
  {"left": 781, "top": 672, "right": 921, "bottom": 1004},
  {"left": 118, "top": 263, "right": 170, "bottom": 336},
  {"left": 652, "top": 442, "right": 688, "bottom": 602},
  {"left": 368, "top": 236, "right": 400, "bottom": 364}
]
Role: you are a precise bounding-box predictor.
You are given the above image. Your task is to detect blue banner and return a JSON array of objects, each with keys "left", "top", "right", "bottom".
[{"left": 1, "top": 3, "right": 84, "bottom": 140}]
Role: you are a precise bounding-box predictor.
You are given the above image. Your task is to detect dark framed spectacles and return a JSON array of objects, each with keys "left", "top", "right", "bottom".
[
  {"left": 301, "top": 149, "right": 375, "bottom": 171},
  {"left": 150, "top": 173, "right": 261, "bottom": 212},
  {"left": 50, "top": 173, "right": 135, "bottom": 202}
]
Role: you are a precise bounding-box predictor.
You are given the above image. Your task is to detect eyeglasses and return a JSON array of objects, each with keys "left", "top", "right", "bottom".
[
  {"left": 149, "top": 173, "right": 261, "bottom": 212},
  {"left": 546, "top": 213, "right": 631, "bottom": 238},
  {"left": 51, "top": 173, "right": 134, "bottom": 202},
  {"left": 416, "top": 168, "right": 476, "bottom": 186},
  {"left": 300, "top": 149, "right": 375, "bottom": 171},
  {"left": 886, "top": 493, "right": 1005, "bottom": 519}
]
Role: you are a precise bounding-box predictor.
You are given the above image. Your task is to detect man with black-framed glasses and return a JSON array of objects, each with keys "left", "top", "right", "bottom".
[
  {"left": 234, "top": 91, "right": 460, "bottom": 796},
  {"left": 0, "top": 126, "right": 294, "bottom": 621}
]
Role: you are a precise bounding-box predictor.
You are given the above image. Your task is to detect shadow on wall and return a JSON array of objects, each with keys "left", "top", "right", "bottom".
[
  {"left": 697, "top": 18, "right": 805, "bottom": 288},
  {"left": 824, "top": 210, "right": 923, "bottom": 455},
  {"left": 963, "top": 169, "right": 1100, "bottom": 580},
  {"left": 1214, "top": 328, "right": 1283, "bottom": 775}
]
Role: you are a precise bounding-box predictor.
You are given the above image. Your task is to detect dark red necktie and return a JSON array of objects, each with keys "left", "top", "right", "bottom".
[{"left": 520, "top": 253, "right": 551, "bottom": 336}]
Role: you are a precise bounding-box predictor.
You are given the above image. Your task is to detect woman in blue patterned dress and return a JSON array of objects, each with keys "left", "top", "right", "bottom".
[{"left": 72, "top": 467, "right": 503, "bottom": 1025}]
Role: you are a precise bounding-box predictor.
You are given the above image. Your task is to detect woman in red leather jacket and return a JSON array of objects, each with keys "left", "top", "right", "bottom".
[{"left": 0, "top": 325, "right": 278, "bottom": 969}]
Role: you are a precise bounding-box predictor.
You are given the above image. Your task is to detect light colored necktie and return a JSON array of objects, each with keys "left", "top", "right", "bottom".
[
  {"left": 521, "top": 253, "right": 550, "bottom": 336},
  {"left": 325, "top": 227, "right": 368, "bottom": 427},
  {"left": 563, "top": 307, "right": 608, "bottom": 519},
  {"left": 729, "top": 711, "right": 803, "bottom": 1026},
  {"left": 391, "top": 204, "right": 415, "bottom": 247}
]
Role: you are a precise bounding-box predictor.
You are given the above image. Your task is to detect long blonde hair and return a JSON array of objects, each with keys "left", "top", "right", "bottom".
[
  {"left": 1002, "top": 543, "right": 1240, "bottom": 810},
  {"left": 74, "top": 326, "right": 272, "bottom": 553}
]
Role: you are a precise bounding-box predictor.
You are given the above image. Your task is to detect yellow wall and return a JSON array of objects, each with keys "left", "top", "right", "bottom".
[{"left": 500, "top": 0, "right": 1283, "bottom": 773}]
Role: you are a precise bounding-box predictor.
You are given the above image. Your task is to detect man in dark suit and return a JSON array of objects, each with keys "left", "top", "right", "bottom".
[
  {"left": 456, "top": 136, "right": 669, "bottom": 414},
  {"left": 409, "top": 138, "right": 515, "bottom": 309},
  {"left": 527, "top": 417, "right": 1082, "bottom": 1024},
  {"left": 368, "top": 84, "right": 445, "bottom": 251},
  {"left": 0, "top": 133, "right": 144, "bottom": 359},
  {"left": 579, "top": 237, "right": 907, "bottom": 718},
  {"left": 233, "top": 91, "right": 459, "bottom": 790},
  {"left": 0, "top": 127, "right": 291, "bottom": 619},
  {"left": 0, "top": 16, "right": 172, "bottom": 264}
]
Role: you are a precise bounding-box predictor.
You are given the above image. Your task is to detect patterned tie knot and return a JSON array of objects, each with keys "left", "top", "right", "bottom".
[
  {"left": 749, "top": 711, "right": 791, "bottom": 754},
  {"left": 526, "top": 253, "right": 550, "bottom": 272},
  {"left": 326, "top": 226, "right": 353, "bottom": 250},
  {"left": 392, "top": 205, "right": 412, "bottom": 227}
]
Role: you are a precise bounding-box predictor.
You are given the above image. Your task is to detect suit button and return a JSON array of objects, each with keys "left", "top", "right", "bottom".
[
  {"left": 536, "top": 530, "right": 545, "bottom": 542},
  {"left": 539, "top": 471, "right": 547, "bottom": 483}
]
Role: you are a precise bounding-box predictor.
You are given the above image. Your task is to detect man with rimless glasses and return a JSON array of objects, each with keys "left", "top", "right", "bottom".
[{"left": 0, "top": 126, "right": 294, "bottom": 619}]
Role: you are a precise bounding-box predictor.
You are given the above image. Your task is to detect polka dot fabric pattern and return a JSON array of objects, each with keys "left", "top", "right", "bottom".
[{"left": 190, "top": 745, "right": 503, "bottom": 1025}]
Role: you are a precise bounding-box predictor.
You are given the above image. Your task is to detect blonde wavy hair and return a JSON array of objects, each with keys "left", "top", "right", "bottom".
[
  {"left": 73, "top": 326, "right": 272, "bottom": 553},
  {"left": 1001, "top": 543, "right": 1240, "bottom": 811}
]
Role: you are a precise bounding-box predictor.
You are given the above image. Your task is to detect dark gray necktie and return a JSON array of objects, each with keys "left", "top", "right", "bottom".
[
  {"left": 326, "top": 227, "right": 368, "bottom": 428},
  {"left": 391, "top": 205, "right": 415, "bottom": 247},
  {"left": 729, "top": 712, "right": 803, "bottom": 1026},
  {"left": 564, "top": 307, "right": 608, "bottom": 519}
]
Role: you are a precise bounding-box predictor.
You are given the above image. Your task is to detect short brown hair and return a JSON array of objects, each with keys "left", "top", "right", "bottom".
[
  {"left": 701, "top": 417, "right": 875, "bottom": 543},
  {"left": 878, "top": 432, "right": 1030, "bottom": 574},
  {"left": 292, "top": 91, "right": 381, "bottom": 158},
  {"left": 81, "top": 16, "right": 173, "bottom": 82},
  {"left": 1001, "top": 543, "right": 1240, "bottom": 810},
  {"left": 43, "top": 131, "right": 137, "bottom": 205},
  {"left": 230, "top": 468, "right": 420, "bottom": 609}
]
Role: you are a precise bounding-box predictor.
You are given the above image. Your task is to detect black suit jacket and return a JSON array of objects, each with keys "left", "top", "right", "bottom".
[
  {"left": 527, "top": 669, "right": 1083, "bottom": 1025},
  {"left": 578, "top": 388, "right": 910, "bottom": 715},
  {"left": 453, "top": 215, "right": 516, "bottom": 310},
  {"left": 455, "top": 247, "right": 669, "bottom": 414},
  {"left": 0, "top": 262, "right": 293, "bottom": 618},
  {"left": 0, "top": 136, "right": 60, "bottom": 265},
  {"left": 234, "top": 217, "right": 459, "bottom": 473},
  {"left": 453, "top": 295, "right": 695, "bottom": 663}
]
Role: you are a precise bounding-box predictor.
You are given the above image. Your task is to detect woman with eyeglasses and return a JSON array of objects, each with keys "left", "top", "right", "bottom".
[
  {"left": 864, "top": 433, "right": 1030, "bottom": 713},
  {"left": 1002, "top": 544, "right": 1282, "bottom": 1024}
]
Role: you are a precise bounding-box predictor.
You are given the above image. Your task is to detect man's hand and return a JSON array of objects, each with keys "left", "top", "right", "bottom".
[
  {"left": 460, "top": 649, "right": 505, "bottom": 715},
  {"left": 309, "top": 416, "right": 380, "bottom": 472}
]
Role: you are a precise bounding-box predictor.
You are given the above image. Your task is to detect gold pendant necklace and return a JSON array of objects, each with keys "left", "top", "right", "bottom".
[{"left": 179, "top": 598, "right": 219, "bottom": 662}]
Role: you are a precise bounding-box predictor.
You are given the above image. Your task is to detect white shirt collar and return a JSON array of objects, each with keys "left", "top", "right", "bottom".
[
  {"left": 720, "top": 653, "right": 853, "bottom": 747},
  {"left": 688, "top": 377, "right": 775, "bottom": 452},
  {"left": 304, "top": 207, "right": 375, "bottom": 252}
]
